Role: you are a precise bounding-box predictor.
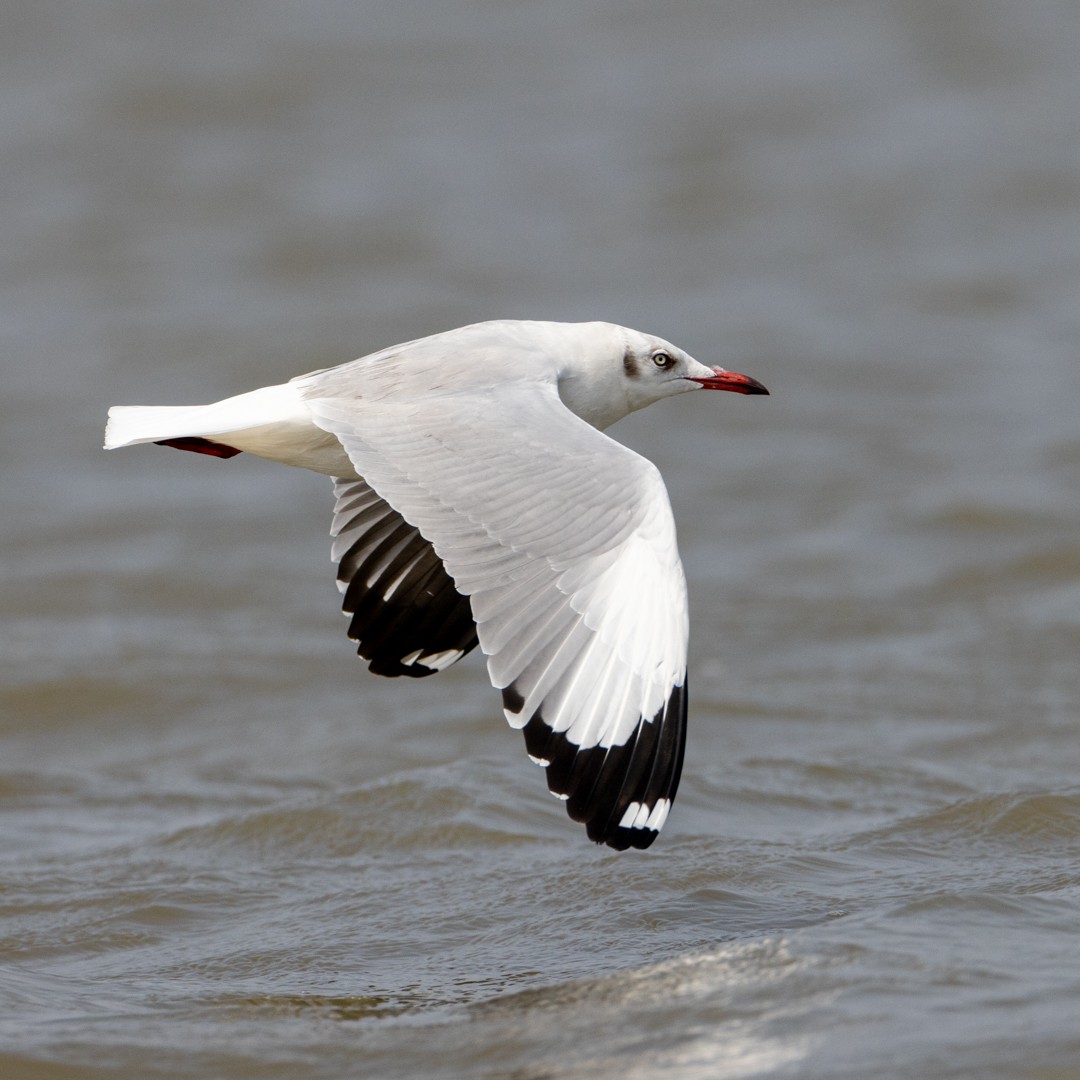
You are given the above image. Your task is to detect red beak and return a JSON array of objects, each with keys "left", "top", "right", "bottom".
[{"left": 687, "top": 368, "right": 769, "bottom": 395}]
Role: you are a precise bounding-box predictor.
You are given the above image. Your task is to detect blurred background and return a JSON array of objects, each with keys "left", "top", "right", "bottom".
[{"left": 3, "top": 2, "right": 1080, "bottom": 1078}]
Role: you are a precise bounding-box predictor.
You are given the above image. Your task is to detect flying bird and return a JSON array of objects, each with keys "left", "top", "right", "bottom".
[{"left": 104, "top": 320, "right": 768, "bottom": 850}]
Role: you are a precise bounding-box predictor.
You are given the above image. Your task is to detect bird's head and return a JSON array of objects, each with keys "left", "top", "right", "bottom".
[{"left": 555, "top": 323, "right": 769, "bottom": 429}]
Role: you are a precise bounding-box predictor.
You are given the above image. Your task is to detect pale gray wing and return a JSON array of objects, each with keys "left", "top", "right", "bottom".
[
  {"left": 330, "top": 477, "right": 478, "bottom": 677},
  {"left": 308, "top": 382, "right": 688, "bottom": 850}
]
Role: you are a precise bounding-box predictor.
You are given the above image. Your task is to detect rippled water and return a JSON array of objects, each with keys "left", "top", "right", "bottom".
[{"left": 4, "top": 1, "right": 1080, "bottom": 1077}]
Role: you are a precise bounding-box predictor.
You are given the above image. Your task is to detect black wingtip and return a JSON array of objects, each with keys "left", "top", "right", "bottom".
[
  {"left": 333, "top": 481, "right": 480, "bottom": 678},
  {"left": 517, "top": 678, "right": 687, "bottom": 851}
]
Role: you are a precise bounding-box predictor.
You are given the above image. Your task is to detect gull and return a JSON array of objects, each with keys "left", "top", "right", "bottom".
[{"left": 104, "top": 320, "right": 768, "bottom": 850}]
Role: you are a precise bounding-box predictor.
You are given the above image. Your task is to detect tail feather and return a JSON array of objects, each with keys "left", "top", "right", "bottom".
[
  {"left": 103, "top": 381, "right": 351, "bottom": 476},
  {"left": 104, "top": 404, "right": 225, "bottom": 449},
  {"left": 103, "top": 383, "right": 306, "bottom": 449}
]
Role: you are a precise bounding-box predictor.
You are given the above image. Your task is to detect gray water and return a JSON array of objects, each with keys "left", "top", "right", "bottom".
[{"left": 4, "top": 1, "right": 1080, "bottom": 1077}]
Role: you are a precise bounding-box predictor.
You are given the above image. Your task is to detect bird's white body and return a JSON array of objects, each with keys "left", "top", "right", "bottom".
[{"left": 105, "top": 319, "right": 767, "bottom": 850}]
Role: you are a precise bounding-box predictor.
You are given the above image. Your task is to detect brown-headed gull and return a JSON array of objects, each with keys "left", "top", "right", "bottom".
[{"left": 104, "top": 320, "right": 768, "bottom": 850}]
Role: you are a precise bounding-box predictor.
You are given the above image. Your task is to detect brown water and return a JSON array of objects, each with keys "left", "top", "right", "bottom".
[{"left": 4, "top": 1, "right": 1080, "bottom": 1077}]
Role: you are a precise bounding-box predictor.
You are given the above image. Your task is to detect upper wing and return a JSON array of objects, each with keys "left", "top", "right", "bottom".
[
  {"left": 330, "top": 477, "right": 479, "bottom": 677},
  {"left": 306, "top": 381, "right": 689, "bottom": 850}
]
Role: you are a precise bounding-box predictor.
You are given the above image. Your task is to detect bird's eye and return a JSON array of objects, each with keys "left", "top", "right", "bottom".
[{"left": 652, "top": 352, "right": 676, "bottom": 370}]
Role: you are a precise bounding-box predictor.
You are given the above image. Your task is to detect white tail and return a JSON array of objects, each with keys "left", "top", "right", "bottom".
[
  {"left": 104, "top": 405, "right": 209, "bottom": 449},
  {"left": 103, "top": 384, "right": 306, "bottom": 449},
  {"left": 103, "top": 381, "right": 351, "bottom": 476}
]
